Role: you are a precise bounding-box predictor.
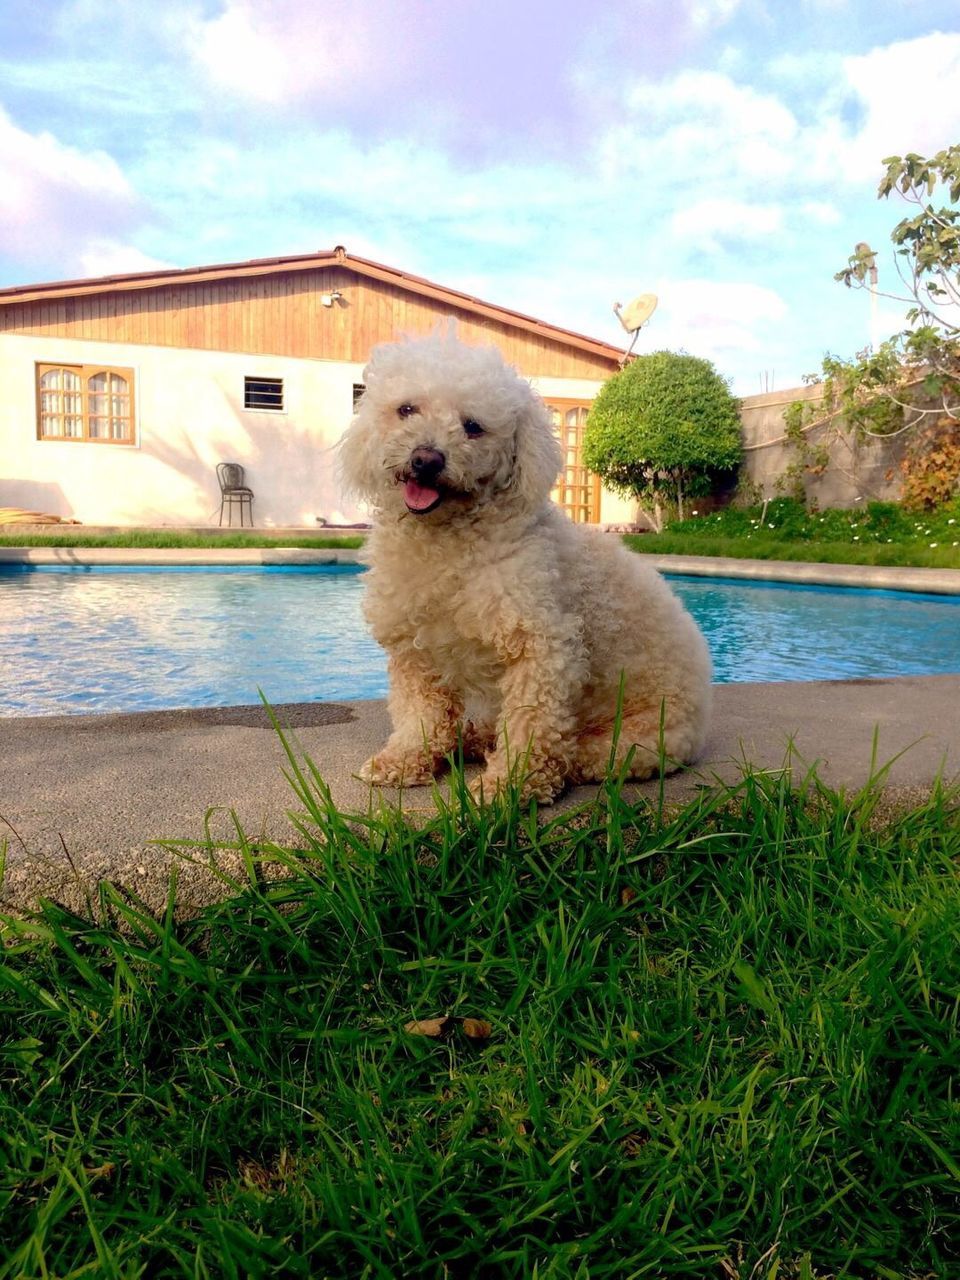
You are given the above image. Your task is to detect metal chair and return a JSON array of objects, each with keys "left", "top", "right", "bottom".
[{"left": 216, "top": 462, "right": 254, "bottom": 527}]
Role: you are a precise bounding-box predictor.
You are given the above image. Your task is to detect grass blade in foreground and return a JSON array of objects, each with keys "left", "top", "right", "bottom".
[{"left": 1, "top": 756, "right": 958, "bottom": 1278}]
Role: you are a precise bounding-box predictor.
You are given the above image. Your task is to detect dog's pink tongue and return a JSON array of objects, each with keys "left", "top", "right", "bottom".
[{"left": 404, "top": 479, "right": 440, "bottom": 511}]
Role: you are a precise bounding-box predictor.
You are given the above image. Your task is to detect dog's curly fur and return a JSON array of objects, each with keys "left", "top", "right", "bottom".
[{"left": 338, "top": 333, "right": 712, "bottom": 803}]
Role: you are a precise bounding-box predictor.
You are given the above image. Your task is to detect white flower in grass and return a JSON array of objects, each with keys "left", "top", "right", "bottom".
[{"left": 930, "top": 542, "right": 939, "bottom": 548}]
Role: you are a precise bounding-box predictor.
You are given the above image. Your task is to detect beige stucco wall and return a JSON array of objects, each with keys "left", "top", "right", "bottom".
[
  {"left": 0, "top": 333, "right": 368, "bottom": 527},
  {"left": 531, "top": 375, "right": 608, "bottom": 402},
  {"left": 2, "top": 339, "right": 627, "bottom": 528}
]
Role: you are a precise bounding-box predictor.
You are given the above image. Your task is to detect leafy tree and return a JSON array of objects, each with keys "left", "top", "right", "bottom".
[
  {"left": 788, "top": 146, "right": 960, "bottom": 509},
  {"left": 582, "top": 351, "right": 742, "bottom": 528}
]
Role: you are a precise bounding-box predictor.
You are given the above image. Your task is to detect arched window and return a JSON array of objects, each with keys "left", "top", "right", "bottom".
[
  {"left": 36, "top": 364, "right": 135, "bottom": 444},
  {"left": 87, "top": 370, "right": 132, "bottom": 440},
  {"left": 38, "top": 366, "right": 83, "bottom": 439}
]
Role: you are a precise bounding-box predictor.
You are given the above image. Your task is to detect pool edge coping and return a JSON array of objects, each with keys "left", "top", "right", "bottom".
[
  {"left": 644, "top": 554, "right": 960, "bottom": 596},
  {"left": 3, "top": 545, "right": 960, "bottom": 594}
]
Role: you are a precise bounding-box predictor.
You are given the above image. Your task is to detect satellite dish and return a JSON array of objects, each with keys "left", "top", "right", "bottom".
[{"left": 614, "top": 292, "right": 658, "bottom": 334}]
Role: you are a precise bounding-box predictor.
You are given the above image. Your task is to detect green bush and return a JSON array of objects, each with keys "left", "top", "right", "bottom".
[{"left": 583, "top": 351, "right": 742, "bottom": 526}]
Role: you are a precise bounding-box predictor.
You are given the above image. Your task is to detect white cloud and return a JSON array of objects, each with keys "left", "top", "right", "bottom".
[
  {"left": 191, "top": 4, "right": 290, "bottom": 103},
  {"left": 0, "top": 106, "right": 141, "bottom": 275},
  {"left": 601, "top": 71, "right": 800, "bottom": 188},
  {"left": 600, "top": 32, "right": 960, "bottom": 210},
  {"left": 655, "top": 278, "right": 788, "bottom": 349},
  {"left": 0, "top": 108, "right": 130, "bottom": 206},
  {"left": 134, "top": 127, "right": 572, "bottom": 264},
  {"left": 687, "top": 0, "right": 745, "bottom": 29},
  {"left": 186, "top": 0, "right": 394, "bottom": 106},
  {"left": 839, "top": 32, "right": 960, "bottom": 182},
  {"left": 77, "top": 240, "right": 174, "bottom": 279},
  {"left": 671, "top": 198, "right": 784, "bottom": 250},
  {"left": 799, "top": 200, "right": 841, "bottom": 226}
]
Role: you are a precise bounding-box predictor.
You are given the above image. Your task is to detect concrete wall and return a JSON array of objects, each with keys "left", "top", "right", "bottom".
[
  {"left": 1, "top": 334, "right": 612, "bottom": 527},
  {"left": 738, "top": 384, "right": 907, "bottom": 507}
]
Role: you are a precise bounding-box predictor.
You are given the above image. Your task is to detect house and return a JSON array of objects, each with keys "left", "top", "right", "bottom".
[{"left": 0, "top": 246, "right": 636, "bottom": 528}]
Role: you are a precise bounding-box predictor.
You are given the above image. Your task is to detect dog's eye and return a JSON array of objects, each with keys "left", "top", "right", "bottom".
[
  {"left": 462, "top": 418, "right": 485, "bottom": 438},
  {"left": 397, "top": 403, "right": 419, "bottom": 419}
]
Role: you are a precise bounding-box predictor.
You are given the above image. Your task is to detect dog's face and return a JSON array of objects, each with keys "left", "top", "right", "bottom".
[{"left": 339, "top": 335, "right": 562, "bottom": 521}]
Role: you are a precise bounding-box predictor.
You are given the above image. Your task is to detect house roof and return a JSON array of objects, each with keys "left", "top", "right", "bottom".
[{"left": 0, "top": 245, "right": 627, "bottom": 364}]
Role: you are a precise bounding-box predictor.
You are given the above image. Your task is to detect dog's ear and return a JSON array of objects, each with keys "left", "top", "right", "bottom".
[
  {"left": 336, "top": 342, "right": 393, "bottom": 503},
  {"left": 507, "top": 394, "right": 563, "bottom": 509},
  {"left": 336, "top": 398, "right": 381, "bottom": 503}
]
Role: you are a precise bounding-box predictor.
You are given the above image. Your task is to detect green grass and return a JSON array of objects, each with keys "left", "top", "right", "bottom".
[
  {"left": 2, "top": 738, "right": 959, "bottom": 1278},
  {"left": 628, "top": 533, "right": 960, "bottom": 569},
  {"left": 628, "top": 499, "right": 960, "bottom": 570},
  {"left": 0, "top": 531, "right": 364, "bottom": 550}
]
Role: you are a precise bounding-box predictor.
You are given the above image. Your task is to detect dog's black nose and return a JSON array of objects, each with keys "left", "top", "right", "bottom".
[{"left": 409, "top": 447, "right": 445, "bottom": 480}]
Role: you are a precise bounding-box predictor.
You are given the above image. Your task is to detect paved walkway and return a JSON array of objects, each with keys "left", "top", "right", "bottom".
[
  {"left": 3, "top": 546, "right": 959, "bottom": 916},
  {"left": 3, "top": 677, "right": 959, "bottom": 917}
]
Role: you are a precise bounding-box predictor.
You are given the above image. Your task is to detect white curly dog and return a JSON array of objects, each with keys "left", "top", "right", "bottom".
[{"left": 339, "top": 333, "right": 712, "bottom": 803}]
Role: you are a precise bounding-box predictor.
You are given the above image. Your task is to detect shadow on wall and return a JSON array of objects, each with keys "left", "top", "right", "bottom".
[
  {"left": 0, "top": 480, "right": 73, "bottom": 519},
  {"left": 114, "top": 385, "right": 352, "bottom": 528}
]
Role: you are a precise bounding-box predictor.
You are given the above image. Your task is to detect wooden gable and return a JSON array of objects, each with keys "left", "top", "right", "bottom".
[{"left": 0, "top": 248, "right": 624, "bottom": 380}]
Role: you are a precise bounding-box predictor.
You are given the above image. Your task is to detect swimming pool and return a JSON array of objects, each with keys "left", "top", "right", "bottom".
[{"left": 3, "top": 564, "right": 959, "bottom": 717}]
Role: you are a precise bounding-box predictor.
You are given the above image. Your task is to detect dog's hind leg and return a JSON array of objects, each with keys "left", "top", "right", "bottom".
[{"left": 359, "top": 646, "right": 464, "bottom": 787}]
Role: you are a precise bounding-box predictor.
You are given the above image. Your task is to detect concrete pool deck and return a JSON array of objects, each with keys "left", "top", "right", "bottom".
[
  {"left": 2, "top": 546, "right": 959, "bottom": 916},
  {"left": 3, "top": 678, "right": 960, "bottom": 918}
]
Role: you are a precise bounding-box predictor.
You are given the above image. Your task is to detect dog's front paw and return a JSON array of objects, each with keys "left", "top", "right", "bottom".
[
  {"left": 358, "top": 751, "right": 437, "bottom": 787},
  {"left": 469, "top": 761, "right": 565, "bottom": 806}
]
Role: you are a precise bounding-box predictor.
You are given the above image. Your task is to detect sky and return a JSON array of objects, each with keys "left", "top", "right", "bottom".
[{"left": 1, "top": 0, "right": 959, "bottom": 394}]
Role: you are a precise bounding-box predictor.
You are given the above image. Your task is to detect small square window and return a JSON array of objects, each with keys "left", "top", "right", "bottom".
[{"left": 244, "top": 376, "right": 283, "bottom": 411}]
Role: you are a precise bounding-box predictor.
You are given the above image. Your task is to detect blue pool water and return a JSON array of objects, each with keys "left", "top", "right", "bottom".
[{"left": 2, "top": 564, "right": 959, "bottom": 717}]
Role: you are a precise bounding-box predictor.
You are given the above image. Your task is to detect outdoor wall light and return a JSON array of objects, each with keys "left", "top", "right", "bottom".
[{"left": 320, "top": 291, "right": 343, "bottom": 307}]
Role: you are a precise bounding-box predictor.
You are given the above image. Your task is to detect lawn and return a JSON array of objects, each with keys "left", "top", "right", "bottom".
[
  {"left": 628, "top": 499, "right": 960, "bottom": 570},
  {"left": 0, "top": 530, "right": 364, "bottom": 551},
  {"left": 2, "top": 738, "right": 958, "bottom": 1278}
]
